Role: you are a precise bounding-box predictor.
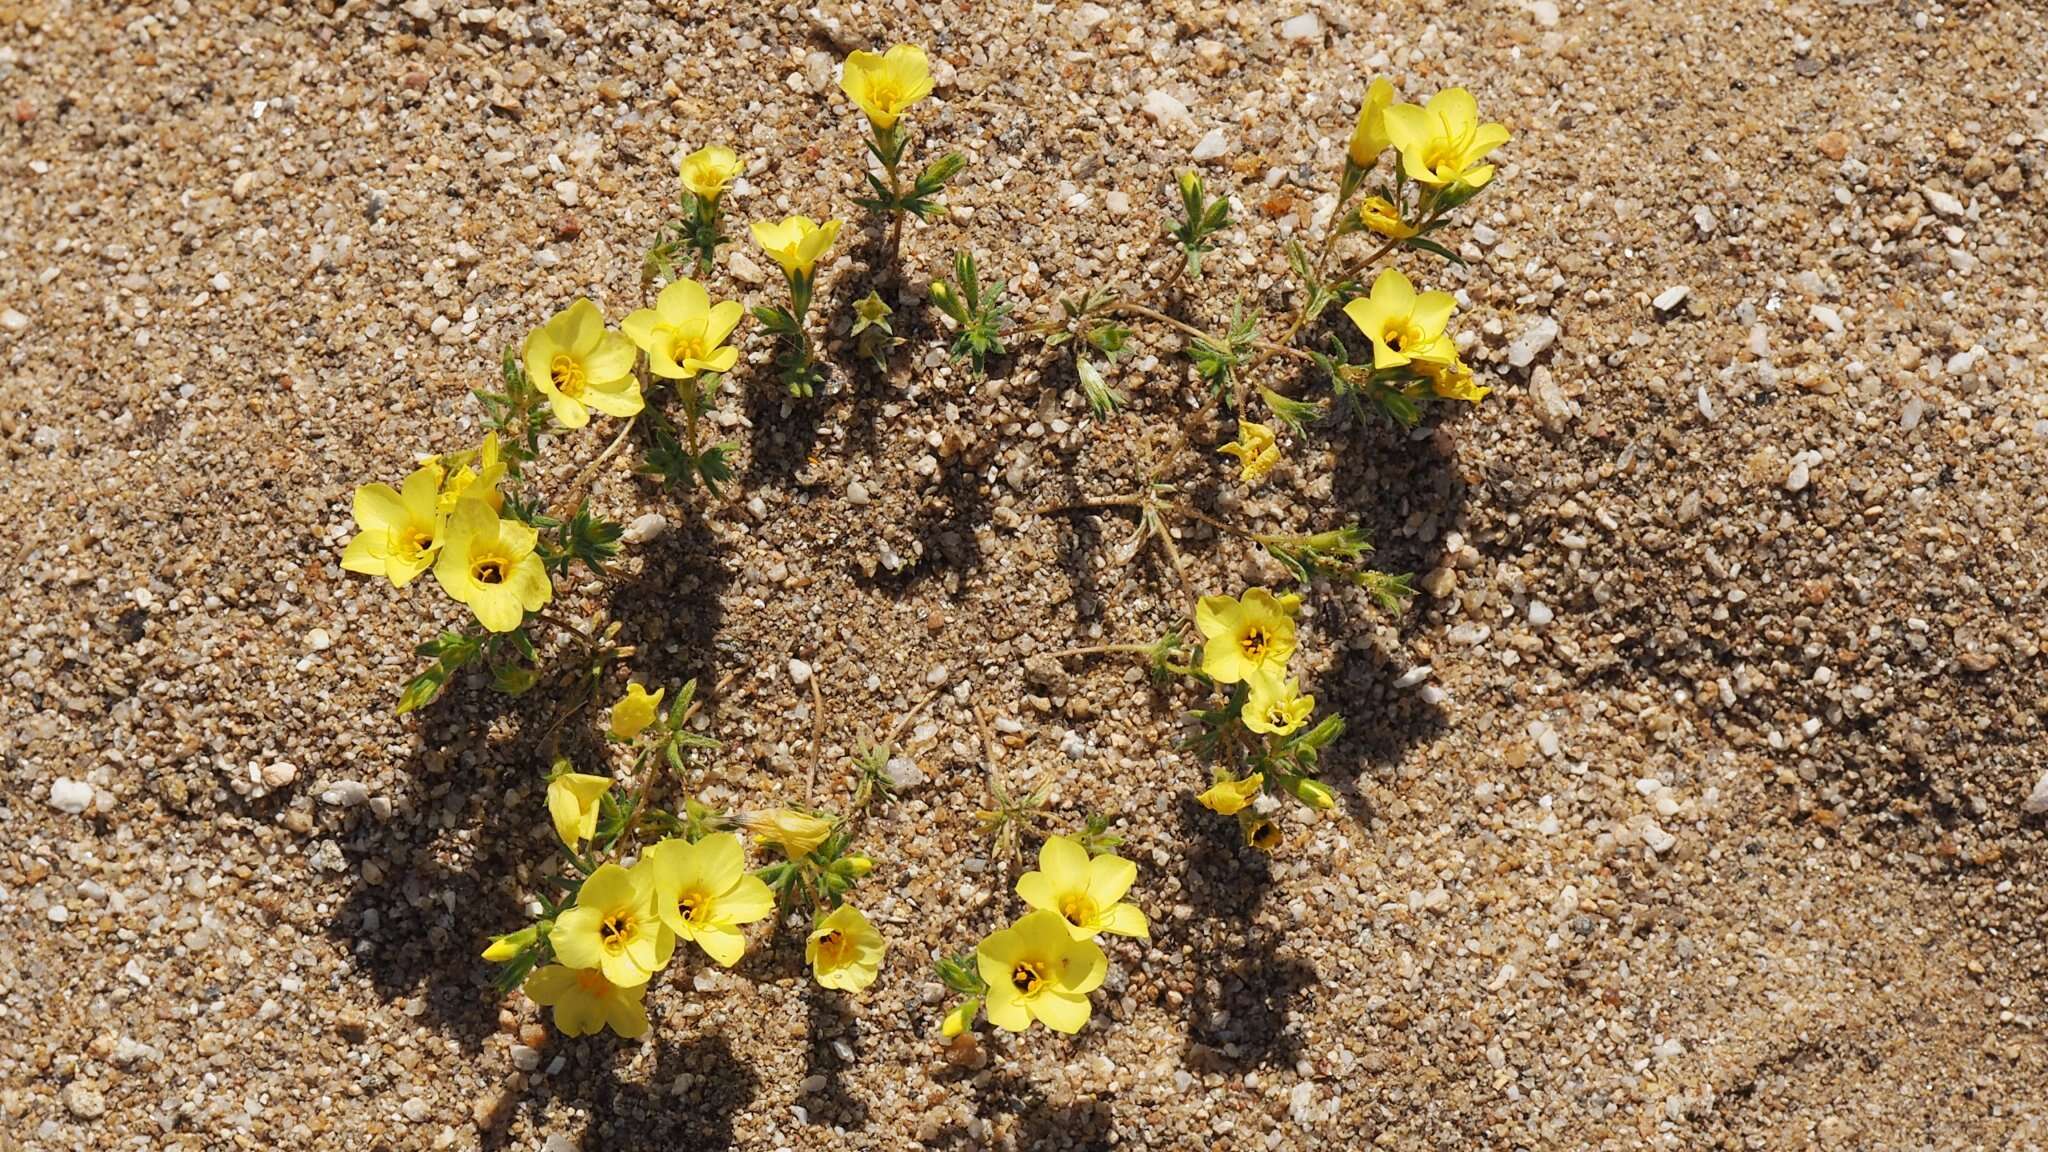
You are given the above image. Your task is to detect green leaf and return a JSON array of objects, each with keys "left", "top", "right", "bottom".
[{"left": 1404, "top": 235, "right": 1466, "bottom": 265}]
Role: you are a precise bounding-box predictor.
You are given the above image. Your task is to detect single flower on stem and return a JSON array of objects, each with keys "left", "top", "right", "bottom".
[
  {"left": 1383, "top": 87, "right": 1509, "bottom": 196},
  {"left": 976, "top": 910, "right": 1107, "bottom": 1034},
  {"left": 1015, "top": 835, "right": 1148, "bottom": 941},
  {"left": 839, "top": 44, "right": 933, "bottom": 134},
  {"left": 432, "top": 498, "right": 551, "bottom": 633},
  {"left": 521, "top": 298, "right": 642, "bottom": 429},
  {"left": 608, "top": 682, "right": 665, "bottom": 741},
  {"left": 1195, "top": 589, "right": 1299, "bottom": 685},
  {"left": 524, "top": 964, "right": 650, "bottom": 1039},
  {"left": 622, "top": 278, "right": 743, "bottom": 381},
  {"left": 342, "top": 462, "right": 445, "bottom": 588},
  {"left": 806, "top": 903, "right": 887, "bottom": 992},
  {"left": 1243, "top": 674, "right": 1315, "bottom": 737},
  {"left": 1342, "top": 268, "right": 1462, "bottom": 376}
]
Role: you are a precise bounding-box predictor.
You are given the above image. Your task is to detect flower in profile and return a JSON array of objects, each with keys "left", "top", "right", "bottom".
[
  {"left": 1015, "top": 835, "right": 1148, "bottom": 941},
  {"left": 1195, "top": 589, "right": 1298, "bottom": 685},
  {"left": 1357, "top": 195, "right": 1417, "bottom": 240},
  {"left": 1218, "top": 420, "right": 1281, "bottom": 484},
  {"left": 1383, "top": 87, "right": 1509, "bottom": 193},
  {"left": 1196, "top": 773, "right": 1264, "bottom": 816},
  {"left": 679, "top": 144, "right": 742, "bottom": 201},
  {"left": 524, "top": 964, "right": 649, "bottom": 1039},
  {"left": 621, "top": 278, "right": 743, "bottom": 381},
  {"left": 549, "top": 862, "right": 672, "bottom": 987},
  {"left": 1240, "top": 812, "right": 1284, "bottom": 852},
  {"left": 522, "top": 298, "right": 643, "bottom": 429},
  {"left": 643, "top": 832, "right": 776, "bottom": 966},
  {"left": 1342, "top": 268, "right": 1461, "bottom": 376},
  {"left": 548, "top": 772, "right": 613, "bottom": 849},
  {"left": 434, "top": 432, "right": 505, "bottom": 515},
  {"left": 481, "top": 925, "right": 537, "bottom": 963},
  {"left": 342, "top": 462, "right": 444, "bottom": 588},
  {"left": 609, "top": 682, "right": 665, "bottom": 741},
  {"left": 750, "top": 215, "right": 843, "bottom": 280},
  {"left": 431, "top": 499, "right": 551, "bottom": 633},
  {"left": 1289, "top": 778, "right": 1337, "bottom": 811},
  {"left": 746, "top": 808, "right": 836, "bottom": 859},
  {"left": 839, "top": 44, "right": 934, "bottom": 130},
  {"left": 976, "top": 910, "right": 1107, "bottom": 1034},
  {"left": 1424, "top": 356, "right": 1492, "bottom": 404},
  {"left": 806, "top": 903, "right": 887, "bottom": 992},
  {"left": 1243, "top": 674, "right": 1315, "bottom": 737},
  {"left": 1347, "top": 76, "right": 1400, "bottom": 169}
]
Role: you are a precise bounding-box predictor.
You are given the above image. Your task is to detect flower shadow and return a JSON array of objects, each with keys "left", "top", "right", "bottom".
[{"left": 479, "top": 1031, "right": 760, "bottom": 1151}]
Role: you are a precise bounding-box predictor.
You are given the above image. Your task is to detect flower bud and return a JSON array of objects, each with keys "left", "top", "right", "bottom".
[
  {"left": 481, "top": 925, "right": 537, "bottom": 963},
  {"left": 1291, "top": 778, "right": 1336, "bottom": 811},
  {"left": 941, "top": 998, "right": 980, "bottom": 1039},
  {"left": 835, "top": 854, "right": 875, "bottom": 877}
]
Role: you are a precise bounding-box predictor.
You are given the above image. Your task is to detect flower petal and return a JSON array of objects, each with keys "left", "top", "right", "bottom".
[{"left": 1086, "top": 853, "right": 1137, "bottom": 906}]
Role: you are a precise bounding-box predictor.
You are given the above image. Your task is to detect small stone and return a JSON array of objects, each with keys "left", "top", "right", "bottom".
[
  {"left": 1142, "top": 90, "right": 1191, "bottom": 129},
  {"left": 1652, "top": 285, "right": 1690, "bottom": 313},
  {"left": 1530, "top": 366, "right": 1575, "bottom": 429},
  {"left": 320, "top": 780, "right": 371, "bottom": 807},
  {"left": 1691, "top": 204, "right": 1717, "bottom": 235},
  {"left": 1526, "top": 601, "right": 1554, "bottom": 627},
  {"left": 1810, "top": 304, "right": 1843, "bottom": 336},
  {"left": 262, "top": 762, "right": 299, "bottom": 789},
  {"left": 787, "top": 659, "right": 813, "bottom": 686},
  {"left": 1394, "top": 665, "right": 1433, "bottom": 689},
  {"left": 0, "top": 308, "right": 28, "bottom": 333},
  {"left": 1279, "top": 12, "right": 1321, "bottom": 41},
  {"left": 402, "top": 1096, "right": 433, "bottom": 1123},
  {"left": 2024, "top": 772, "right": 2048, "bottom": 815},
  {"left": 62, "top": 1083, "right": 106, "bottom": 1120},
  {"left": 1191, "top": 127, "right": 1229, "bottom": 161},
  {"left": 728, "top": 250, "right": 765, "bottom": 285},
  {"left": 306, "top": 627, "right": 332, "bottom": 651},
  {"left": 621, "top": 512, "right": 668, "bottom": 545},
  {"left": 1816, "top": 130, "right": 1850, "bottom": 161},
  {"left": 846, "top": 479, "right": 871, "bottom": 505},
  {"left": 1507, "top": 317, "right": 1560, "bottom": 368},
  {"left": 48, "top": 777, "right": 94, "bottom": 814},
  {"left": 1922, "top": 184, "right": 1965, "bottom": 218},
  {"left": 883, "top": 757, "right": 926, "bottom": 789},
  {"left": 510, "top": 1044, "right": 542, "bottom": 1071},
  {"left": 1527, "top": 0, "right": 1559, "bottom": 27},
  {"left": 1641, "top": 819, "right": 1677, "bottom": 854},
  {"left": 1784, "top": 458, "right": 1811, "bottom": 492},
  {"left": 1104, "top": 191, "right": 1131, "bottom": 216}
]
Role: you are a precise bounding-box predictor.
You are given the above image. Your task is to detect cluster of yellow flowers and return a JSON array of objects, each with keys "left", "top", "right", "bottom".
[
  {"left": 939, "top": 835, "right": 1146, "bottom": 1037},
  {"left": 488, "top": 685, "right": 886, "bottom": 1039}
]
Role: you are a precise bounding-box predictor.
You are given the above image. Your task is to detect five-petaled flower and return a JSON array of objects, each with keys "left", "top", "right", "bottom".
[
  {"left": 609, "top": 682, "right": 665, "bottom": 741},
  {"left": 621, "top": 278, "right": 743, "bottom": 381},
  {"left": 1383, "top": 87, "right": 1509, "bottom": 193},
  {"left": 550, "top": 862, "right": 672, "bottom": 988},
  {"left": 679, "top": 144, "right": 742, "bottom": 201},
  {"left": 750, "top": 215, "right": 843, "bottom": 281},
  {"left": 1243, "top": 674, "right": 1315, "bottom": 737},
  {"left": 839, "top": 44, "right": 934, "bottom": 131},
  {"left": 806, "top": 903, "right": 887, "bottom": 992},
  {"left": 642, "top": 832, "right": 776, "bottom": 967},
  {"left": 342, "top": 462, "right": 445, "bottom": 588},
  {"left": 1015, "top": 835, "right": 1148, "bottom": 941},
  {"left": 524, "top": 964, "right": 650, "bottom": 1039},
  {"left": 1197, "top": 773, "right": 1264, "bottom": 816},
  {"left": 1196, "top": 588, "right": 1298, "bottom": 685},
  {"left": 976, "top": 909, "right": 1107, "bottom": 1034},
  {"left": 547, "top": 772, "right": 612, "bottom": 849},
  {"left": 1218, "top": 420, "right": 1281, "bottom": 484},
  {"left": 432, "top": 498, "right": 551, "bottom": 633},
  {"left": 1343, "top": 268, "right": 1461, "bottom": 376},
  {"left": 522, "top": 298, "right": 643, "bottom": 430}
]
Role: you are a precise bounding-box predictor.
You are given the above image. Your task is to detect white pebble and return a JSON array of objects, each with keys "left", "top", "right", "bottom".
[
  {"left": 48, "top": 777, "right": 94, "bottom": 814},
  {"left": 1641, "top": 819, "right": 1677, "bottom": 854},
  {"left": 2025, "top": 772, "right": 2048, "bottom": 815},
  {"left": 1394, "top": 665, "right": 1433, "bottom": 689},
  {"left": 787, "top": 659, "right": 813, "bottom": 686},
  {"left": 1279, "top": 12, "right": 1321, "bottom": 40},
  {"left": 1652, "top": 285, "right": 1690, "bottom": 313},
  {"left": 306, "top": 627, "right": 332, "bottom": 651},
  {"left": 1191, "top": 127, "right": 1229, "bottom": 161},
  {"left": 1526, "top": 601, "right": 1554, "bottom": 627},
  {"left": 1142, "top": 90, "right": 1191, "bottom": 129},
  {"left": 0, "top": 308, "right": 29, "bottom": 333},
  {"left": 621, "top": 512, "right": 668, "bottom": 545},
  {"left": 320, "top": 780, "right": 371, "bottom": 807}
]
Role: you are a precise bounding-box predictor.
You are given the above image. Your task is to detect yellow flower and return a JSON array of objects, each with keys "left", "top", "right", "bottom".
[
  {"left": 609, "top": 682, "right": 665, "bottom": 741},
  {"left": 1291, "top": 778, "right": 1337, "bottom": 811},
  {"left": 806, "top": 903, "right": 887, "bottom": 992},
  {"left": 1015, "top": 835, "right": 1148, "bottom": 941},
  {"left": 1218, "top": 420, "right": 1281, "bottom": 484},
  {"left": 524, "top": 964, "right": 649, "bottom": 1039},
  {"left": 839, "top": 44, "right": 934, "bottom": 130},
  {"left": 1197, "top": 773, "right": 1264, "bottom": 816},
  {"left": 1357, "top": 195, "right": 1417, "bottom": 240},
  {"left": 341, "top": 462, "right": 444, "bottom": 588},
  {"left": 750, "top": 215, "right": 843, "bottom": 280},
  {"left": 431, "top": 498, "right": 551, "bottom": 633},
  {"left": 1195, "top": 589, "right": 1297, "bottom": 685},
  {"left": 643, "top": 832, "right": 776, "bottom": 967},
  {"left": 976, "top": 910, "right": 1106, "bottom": 1034},
  {"left": 1347, "top": 76, "right": 1399, "bottom": 169},
  {"left": 940, "top": 999, "right": 980, "bottom": 1038},
  {"left": 1342, "top": 268, "right": 1462, "bottom": 376},
  {"left": 549, "top": 862, "right": 673, "bottom": 987},
  {"left": 1243, "top": 674, "right": 1315, "bottom": 737},
  {"left": 1425, "top": 356, "right": 1492, "bottom": 404},
  {"left": 547, "top": 772, "right": 612, "bottom": 849},
  {"left": 481, "top": 925, "right": 537, "bottom": 963},
  {"left": 746, "top": 808, "right": 836, "bottom": 859},
  {"left": 522, "top": 298, "right": 643, "bottom": 429},
  {"left": 1240, "top": 812, "right": 1284, "bottom": 852},
  {"left": 435, "top": 433, "right": 506, "bottom": 516},
  {"left": 679, "top": 144, "right": 742, "bottom": 200},
  {"left": 621, "top": 278, "right": 743, "bottom": 381},
  {"left": 1383, "top": 87, "right": 1509, "bottom": 192}
]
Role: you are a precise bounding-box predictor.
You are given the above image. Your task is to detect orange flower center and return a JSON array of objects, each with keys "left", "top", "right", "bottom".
[
  {"left": 599, "top": 912, "right": 636, "bottom": 954},
  {"left": 1011, "top": 960, "right": 1047, "bottom": 996},
  {"left": 1239, "top": 627, "right": 1269, "bottom": 661}
]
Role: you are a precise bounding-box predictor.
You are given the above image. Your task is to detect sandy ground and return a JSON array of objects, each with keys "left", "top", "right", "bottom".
[{"left": 5, "top": 0, "right": 2048, "bottom": 1148}]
